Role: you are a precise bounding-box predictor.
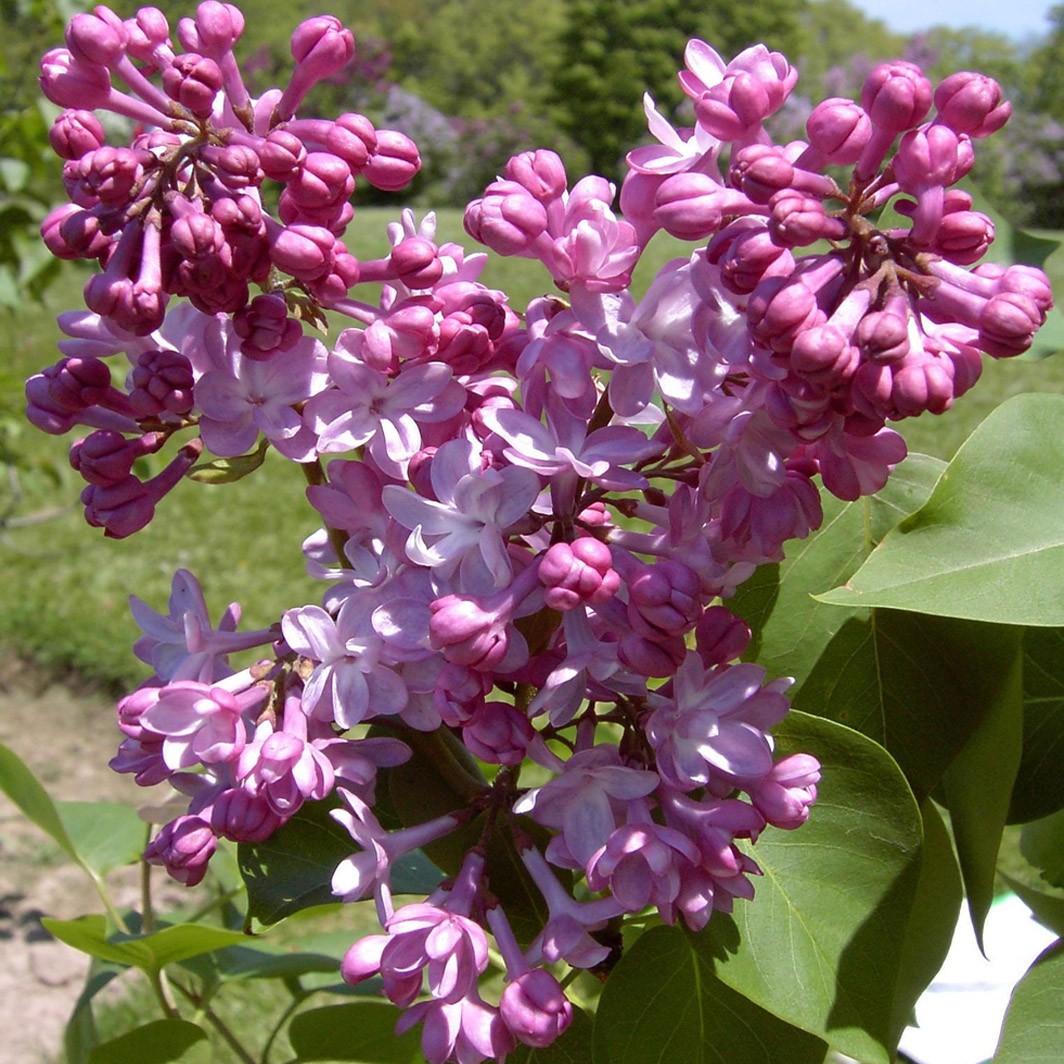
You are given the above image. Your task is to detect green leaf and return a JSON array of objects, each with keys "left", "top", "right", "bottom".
[
  {"left": 239, "top": 797, "right": 355, "bottom": 927},
  {"left": 511, "top": 1008, "right": 593, "bottom": 1063},
  {"left": 1021, "top": 810, "right": 1064, "bottom": 889},
  {"left": 0, "top": 740, "right": 78, "bottom": 860},
  {"left": 999, "top": 874, "right": 1064, "bottom": 939},
  {"left": 939, "top": 637, "right": 1025, "bottom": 947},
  {"left": 42, "top": 914, "right": 248, "bottom": 973},
  {"left": 593, "top": 924, "right": 828, "bottom": 1064},
  {"left": 1010, "top": 627, "right": 1064, "bottom": 823},
  {"left": 64, "top": 960, "right": 125, "bottom": 1064},
  {"left": 87, "top": 1019, "right": 209, "bottom": 1064},
  {"left": 287, "top": 1002, "right": 421, "bottom": 1062},
  {"left": 889, "top": 801, "right": 963, "bottom": 1036},
  {"left": 57, "top": 801, "right": 146, "bottom": 875},
  {"left": 817, "top": 395, "right": 1064, "bottom": 625},
  {"left": 702, "top": 712, "right": 923, "bottom": 1062},
  {"left": 797, "top": 613, "right": 1022, "bottom": 801},
  {"left": 994, "top": 942, "right": 1064, "bottom": 1062},
  {"left": 177, "top": 942, "right": 341, "bottom": 983},
  {"left": 188, "top": 438, "right": 269, "bottom": 484},
  {"left": 730, "top": 454, "right": 944, "bottom": 693}
]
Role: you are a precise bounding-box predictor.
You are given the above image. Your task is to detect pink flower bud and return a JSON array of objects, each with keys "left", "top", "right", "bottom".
[
  {"left": 286, "top": 151, "right": 353, "bottom": 209},
  {"left": 128, "top": 349, "right": 195, "bottom": 416},
  {"left": 891, "top": 352, "right": 956, "bottom": 416},
  {"left": 193, "top": 1, "right": 245, "bottom": 53},
  {"left": 654, "top": 172, "right": 729, "bottom": 240},
  {"left": 328, "top": 113, "right": 377, "bottom": 170},
  {"left": 465, "top": 187, "right": 549, "bottom": 255},
  {"left": 429, "top": 595, "right": 510, "bottom": 671},
  {"left": 268, "top": 222, "right": 335, "bottom": 281},
  {"left": 749, "top": 754, "right": 820, "bottom": 829},
  {"left": 40, "top": 47, "right": 113, "bottom": 110},
  {"left": 747, "top": 276, "right": 823, "bottom": 354},
  {"left": 77, "top": 145, "right": 142, "bottom": 207},
  {"left": 696, "top": 72, "right": 772, "bottom": 139},
  {"left": 259, "top": 130, "right": 307, "bottom": 181},
  {"left": 66, "top": 9, "right": 128, "bottom": 68},
  {"left": 462, "top": 701, "right": 534, "bottom": 766},
  {"left": 710, "top": 222, "right": 793, "bottom": 295},
  {"left": 997, "top": 264, "right": 1054, "bottom": 315},
  {"left": 627, "top": 560, "right": 702, "bottom": 638},
  {"left": 145, "top": 815, "right": 216, "bottom": 886},
  {"left": 539, "top": 537, "right": 619, "bottom": 610},
  {"left": 390, "top": 236, "right": 443, "bottom": 288},
  {"left": 70, "top": 429, "right": 165, "bottom": 485},
  {"left": 211, "top": 788, "right": 285, "bottom": 843},
  {"left": 854, "top": 308, "right": 911, "bottom": 364},
  {"left": 695, "top": 606, "right": 751, "bottom": 667},
  {"left": 893, "top": 123, "right": 963, "bottom": 192},
  {"left": 861, "top": 61, "right": 932, "bottom": 133},
  {"left": 125, "top": 8, "right": 171, "bottom": 63},
  {"left": 500, "top": 970, "right": 573, "bottom": 1049},
  {"left": 934, "top": 71, "right": 1010, "bottom": 138},
  {"left": 162, "top": 52, "right": 223, "bottom": 116},
  {"left": 934, "top": 209, "right": 994, "bottom": 265},
  {"left": 233, "top": 293, "right": 303, "bottom": 361},
  {"left": 980, "top": 291, "right": 1044, "bottom": 357},
  {"left": 43, "top": 204, "right": 109, "bottom": 259},
  {"left": 504, "top": 149, "right": 568, "bottom": 202},
  {"left": 768, "top": 191, "right": 846, "bottom": 248},
  {"left": 730, "top": 145, "right": 795, "bottom": 204},
  {"left": 49, "top": 109, "right": 106, "bottom": 160},
  {"left": 290, "top": 15, "right": 354, "bottom": 74},
  {"left": 618, "top": 630, "right": 686, "bottom": 677},
  {"left": 790, "top": 324, "right": 859, "bottom": 385},
  {"left": 804, "top": 97, "right": 871, "bottom": 165},
  {"left": 362, "top": 129, "right": 420, "bottom": 191}
]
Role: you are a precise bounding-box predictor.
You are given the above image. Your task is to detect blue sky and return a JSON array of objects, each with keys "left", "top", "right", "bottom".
[{"left": 848, "top": 0, "right": 1054, "bottom": 40}]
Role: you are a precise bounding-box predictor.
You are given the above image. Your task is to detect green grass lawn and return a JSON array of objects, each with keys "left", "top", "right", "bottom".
[{"left": 2, "top": 207, "right": 1062, "bottom": 690}]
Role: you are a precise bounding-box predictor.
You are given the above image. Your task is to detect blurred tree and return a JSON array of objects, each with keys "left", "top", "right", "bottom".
[{"left": 550, "top": 0, "right": 808, "bottom": 179}]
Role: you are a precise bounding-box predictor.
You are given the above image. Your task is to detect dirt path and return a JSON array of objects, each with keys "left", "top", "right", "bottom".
[{"left": 0, "top": 660, "right": 147, "bottom": 1064}]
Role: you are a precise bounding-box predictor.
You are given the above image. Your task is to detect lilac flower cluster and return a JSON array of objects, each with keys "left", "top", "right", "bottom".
[{"left": 28, "top": 10, "right": 1052, "bottom": 1064}]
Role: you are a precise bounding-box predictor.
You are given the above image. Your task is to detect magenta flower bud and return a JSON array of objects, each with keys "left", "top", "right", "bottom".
[
  {"left": 768, "top": 190, "right": 846, "bottom": 248},
  {"left": 77, "top": 145, "right": 142, "bottom": 207},
  {"left": 49, "top": 109, "right": 106, "bottom": 160},
  {"left": 145, "top": 815, "right": 216, "bottom": 886},
  {"left": 43, "top": 204, "right": 108, "bottom": 259},
  {"left": 790, "top": 324, "right": 859, "bottom": 385},
  {"left": 194, "top": 1, "right": 245, "bottom": 52},
  {"left": 748, "top": 753, "right": 820, "bottom": 829},
  {"left": 40, "top": 47, "right": 113, "bottom": 110},
  {"left": 627, "top": 560, "right": 702, "bottom": 638},
  {"left": 891, "top": 352, "right": 956, "bottom": 416},
  {"left": 70, "top": 429, "right": 165, "bottom": 485},
  {"left": 695, "top": 606, "right": 751, "bottom": 667},
  {"left": 934, "top": 209, "right": 994, "bottom": 265},
  {"left": 429, "top": 594, "right": 510, "bottom": 671},
  {"left": 747, "top": 276, "right": 823, "bottom": 354},
  {"left": 259, "top": 130, "right": 307, "bottom": 181},
  {"left": 861, "top": 61, "right": 932, "bottom": 133},
  {"left": 128, "top": 349, "right": 196, "bottom": 416},
  {"left": 654, "top": 172, "right": 728, "bottom": 240},
  {"left": 40, "top": 355, "right": 112, "bottom": 412},
  {"left": 893, "top": 123, "right": 963, "bottom": 192},
  {"left": 232, "top": 293, "right": 303, "bottom": 361},
  {"left": 462, "top": 701, "right": 534, "bottom": 766},
  {"left": 730, "top": 144, "right": 795, "bottom": 204},
  {"left": 211, "top": 144, "right": 262, "bottom": 189},
  {"left": 390, "top": 236, "right": 443, "bottom": 288},
  {"left": 125, "top": 7, "right": 171, "bottom": 63},
  {"left": 979, "top": 291, "right": 1044, "bottom": 357},
  {"left": 540, "top": 538, "right": 620, "bottom": 611},
  {"left": 66, "top": 9, "right": 128, "bottom": 68},
  {"left": 998, "top": 265, "right": 1054, "bottom": 314},
  {"left": 162, "top": 52, "right": 223, "bottom": 116},
  {"left": 934, "top": 71, "right": 1010, "bottom": 138},
  {"left": 504, "top": 149, "right": 568, "bottom": 202},
  {"left": 500, "top": 970, "right": 573, "bottom": 1049},
  {"left": 210, "top": 788, "right": 283, "bottom": 843},
  {"left": 697, "top": 72, "right": 773, "bottom": 139},
  {"left": 362, "top": 129, "right": 420, "bottom": 192},
  {"left": 854, "top": 307, "right": 911, "bottom": 364},
  {"left": 291, "top": 15, "right": 354, "bottom": 73},
  {"left": 465, "top": 188, "right": 549, "bottom": 255},
  {"left": 711, "top": 223, "right": 793, "bottom": 295},
  {"left": 804, "top": 97, "right": 871, "bottom": 165},
  {"left": 170, "top": 211, "right": 225, "bottom": 262},
  {"left": 268, "top": 222, "right": 335, "bottom": 281},
  {"left": 286, "top": 151, "right": 353, "bottom": 208},
  {"left": 327, "top": 112, "right": 378, "bottom": 169},
  {"left": 618, "top": 630, "right": 687, "bottom": 678}
]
